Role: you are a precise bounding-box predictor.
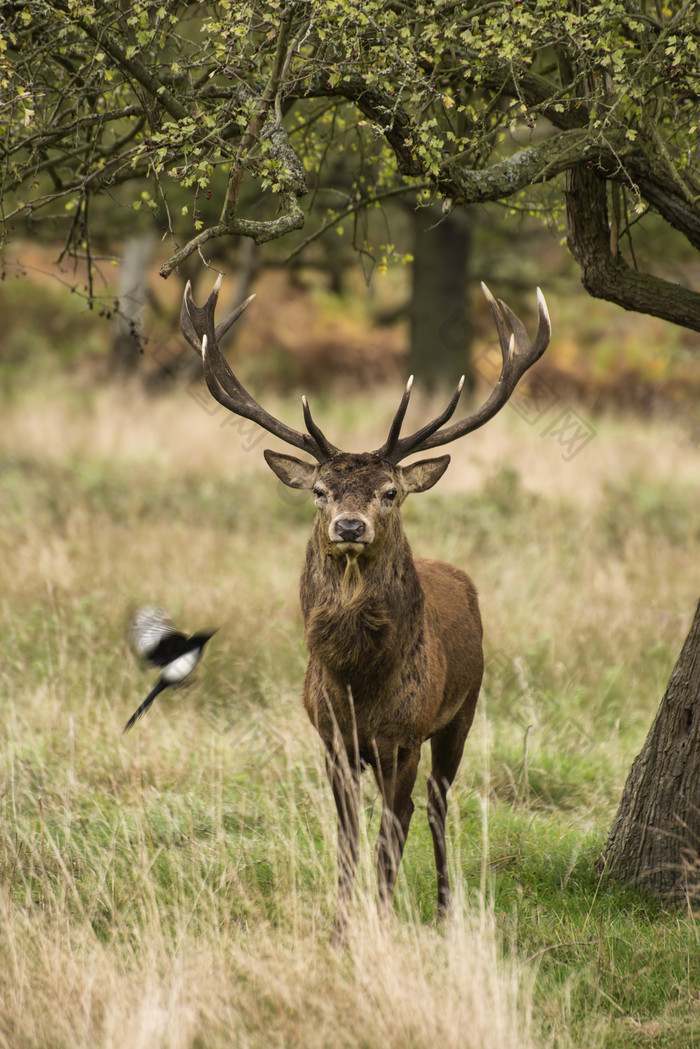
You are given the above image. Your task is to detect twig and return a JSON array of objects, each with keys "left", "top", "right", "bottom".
[{"left": 283, "top": 182, "right": 432, "bottom": 263}]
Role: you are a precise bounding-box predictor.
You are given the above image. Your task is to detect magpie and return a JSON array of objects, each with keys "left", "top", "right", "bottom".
[{"left": 124, "top": 606, "right": 216, "bottom": 734}]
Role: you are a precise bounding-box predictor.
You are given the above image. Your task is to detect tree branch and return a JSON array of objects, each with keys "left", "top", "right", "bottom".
[
  {"left": 440, "top": 129, "right": 631, "bottom": 204},
  {"left": 565, "top": 165, "right": 700, "bottom": 332},
  {"left": 63, "top": 5, "right": 188, "bottom": 123},
  {"left": 302, "top": 73, "right": 631, "bottom": 204},
  {"left": 300, "top": 74, "right": 424, "bottom": 177},
  {"left": 477, "top": 64, "right": 589, "bottom": 131},
  {"left": 159, "top": 192, "right": 305, "bottom": 278},
  {"left": 220, "top": 6, "right": 297, "bottom": 226},
  {"left": 611, "top": 155, "right": 700, "bottom": 252}
]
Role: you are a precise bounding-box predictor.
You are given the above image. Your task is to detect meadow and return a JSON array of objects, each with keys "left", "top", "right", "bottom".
[{"left": 1, "top": 282, "right": 699, "bottom": 1048}]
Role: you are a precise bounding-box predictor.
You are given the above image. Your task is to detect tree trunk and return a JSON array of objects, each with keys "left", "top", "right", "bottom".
[
  {"left": 605, "top": 598, "right": 700, "bottom": 897},
  {"left": 409, "top": 207, "right": 473, "bottom": 390},
  {"left": 111, "top": 232, "right": 157, "bottom": 374}
]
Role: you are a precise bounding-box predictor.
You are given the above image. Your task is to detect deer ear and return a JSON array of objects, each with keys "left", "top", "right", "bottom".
[
  {"left": 264, "top": 449, "right": 317, "bottom": 489},
  {"left": 399, "top": 455, "right": 451, "bottom": 494}
]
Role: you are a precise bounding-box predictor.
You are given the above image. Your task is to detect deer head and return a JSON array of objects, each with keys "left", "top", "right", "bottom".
[
  {"left": 180, "top": 274, "right": 551, "bottom": 553},
  {"left": 262, "top": 451, "right": 448, "bottom": 562}
]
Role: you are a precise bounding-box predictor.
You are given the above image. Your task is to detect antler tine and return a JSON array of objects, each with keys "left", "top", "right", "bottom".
[
  {"left": 302, "top": 395, "right": 341, "bottom": 460},
  {"left": 496, "top": 297, "right": 529, "bottom": 352},
  {"left": 180, "top": 280, "right": 202, "bottom": 353},
  {"left": 373, "top": 376, "right": 414, "bottom": 461},
  {"left": 182, "top": 277, "right": 339, "bottom": 463},
  {"left": 374, "top": 375, "right": 465, "bottom": 464},
  {"left": 183, "top": 276, "right": 258, "bottom": 357},
  {"left": 496, "top": 287, "right": 550, "bottom": 362},
  {"left": 216, "top": 293, "right": 257, "bottom": 341},
  {"left": 481, "top": 281, "right": 515, "bottom": 363},
  {"left": 378, "top": 284, "right": 551, "bottom": 463}
]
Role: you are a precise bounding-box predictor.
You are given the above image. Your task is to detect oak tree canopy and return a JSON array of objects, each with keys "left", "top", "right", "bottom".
[{"left": 2, "top": 1, "right": 699, "bottom": 328}]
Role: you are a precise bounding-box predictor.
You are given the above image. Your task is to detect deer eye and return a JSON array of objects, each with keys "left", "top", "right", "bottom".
[
  {"left": 313, "top": 486, "right": 327, "bottom": 504},
  {"left": 382, "top": 487, "right": 397, "bottom": 504}
]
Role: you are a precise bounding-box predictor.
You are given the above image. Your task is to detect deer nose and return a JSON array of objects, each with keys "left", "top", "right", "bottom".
[{"left": 334, "top": 518, "right": 366, "bottom": 542}]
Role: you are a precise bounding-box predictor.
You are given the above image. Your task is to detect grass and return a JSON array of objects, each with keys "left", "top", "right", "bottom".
[{"left": 1, "top": 372, "right": 699, "bottom": 1048}]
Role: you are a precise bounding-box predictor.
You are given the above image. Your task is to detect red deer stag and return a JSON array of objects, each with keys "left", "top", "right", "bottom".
[{"left": 181, "top": 276, "right": 550, "bottom": 936}]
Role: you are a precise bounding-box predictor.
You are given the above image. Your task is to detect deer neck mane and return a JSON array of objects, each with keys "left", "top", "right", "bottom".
[{"left": 300, "top": 515, "right": 424, "bottom": 685}]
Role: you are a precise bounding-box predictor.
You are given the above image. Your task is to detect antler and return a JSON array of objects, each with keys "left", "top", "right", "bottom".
[
  {"left": 373, "top": 283, "right": 551, "bottom": 464},
  {"left": 181, "top": 275, "right": 339, "bottom": 463}
]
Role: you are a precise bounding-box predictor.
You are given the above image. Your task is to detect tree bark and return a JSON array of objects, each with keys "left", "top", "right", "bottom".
[
  {"left": 605, "top": 598, "right": 700, "bottom": 897},
  {"left": 409, "top": 207, "right": 473, "bottom": 389},
  {"left": 565, "top": 165, "right": 700, "bottom": 332}
]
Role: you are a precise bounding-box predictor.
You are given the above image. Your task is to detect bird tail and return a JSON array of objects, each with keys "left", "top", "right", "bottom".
[{"left": 123, "top": 678, "right": 169, "bottom": 734}]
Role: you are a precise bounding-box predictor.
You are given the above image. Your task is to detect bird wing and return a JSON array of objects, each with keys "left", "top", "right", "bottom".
[
  {"left": 147, "top": 632, "right": 192, "bottom": 667},
  {"left": 151, "top": 631, "right": 217, "bottom": 677},
  {"left": 129, "top": 606, "right": 177, "bottom": 662}
]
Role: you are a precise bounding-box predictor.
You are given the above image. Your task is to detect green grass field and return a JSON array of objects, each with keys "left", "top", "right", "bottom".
[{"left": 1, "top": 367, "right": 699, "bottom": 1048}]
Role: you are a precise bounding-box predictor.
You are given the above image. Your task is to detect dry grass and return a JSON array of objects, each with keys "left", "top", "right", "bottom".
[{"left": 1, "top": 375, "right": 699, "bottom": 1048}]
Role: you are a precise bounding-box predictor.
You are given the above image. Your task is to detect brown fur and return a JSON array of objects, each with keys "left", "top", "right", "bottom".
[
  {"left": 266, "top": 450, "right": 484, "bottom": 937},
  {"left": 182, "top": 277, "right": 548, "bottom": 937}
]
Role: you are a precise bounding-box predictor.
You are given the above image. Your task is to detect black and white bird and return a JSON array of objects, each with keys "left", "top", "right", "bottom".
[{"left": 124, "top": 606, "right": 216, "bottom": 734}]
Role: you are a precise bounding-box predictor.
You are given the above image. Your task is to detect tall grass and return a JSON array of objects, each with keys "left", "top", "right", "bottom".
[
  {"left": 1, "top": 379, "right": 699, "bottom": 1047},
  {"left": 0, "top": 662, "right": 531, "bottom": 1049}
]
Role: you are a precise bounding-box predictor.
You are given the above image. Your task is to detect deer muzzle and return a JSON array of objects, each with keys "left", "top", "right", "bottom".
[{"left": 329, "top": 513, "right": 375, "bottom": 552}]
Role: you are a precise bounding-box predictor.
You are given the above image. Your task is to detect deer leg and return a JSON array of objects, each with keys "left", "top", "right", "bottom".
[
  {"left": 325, "top": 746, "right": 361, "bottom": 942},
  {"left": 373, "top": 745, "right": 420, "bottom": 918},
  {"left": 428, "top": 713, "right": 471, "bottom": 919}
]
